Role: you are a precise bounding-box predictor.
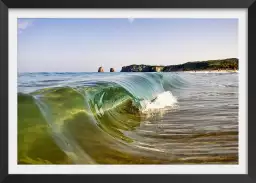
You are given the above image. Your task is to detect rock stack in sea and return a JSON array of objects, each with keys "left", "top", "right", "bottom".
[
  {"left": 110, "top": 68, "right": 115, "bottom": 72},
  {"left": 98, "top": 67, "right": 104, "bottom": 72}
]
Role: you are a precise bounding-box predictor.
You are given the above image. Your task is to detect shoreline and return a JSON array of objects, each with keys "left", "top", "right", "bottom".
[
  {"left": 183, "top": 70, "right": 238, "bottom": 73},
  {"left": 118, "top": 69, "right": 238, "bottom": 73},
  {"left": 119, "top": 58, "right": 238, "bottom": 73}
]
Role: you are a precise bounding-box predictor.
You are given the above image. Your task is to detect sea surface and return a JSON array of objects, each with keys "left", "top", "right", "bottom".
[{"left": 18, "top": 72, "right": 238, "bottom": 164}]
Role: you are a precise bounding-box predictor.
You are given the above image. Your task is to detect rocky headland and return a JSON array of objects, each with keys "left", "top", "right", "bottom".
[{"left": 120, "top": 58, "right": 238, "bottom": 72}]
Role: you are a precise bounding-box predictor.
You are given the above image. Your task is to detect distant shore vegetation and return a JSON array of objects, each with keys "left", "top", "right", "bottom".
[{"left": 120, "top": 58, "right": 238, "bottom": 72}]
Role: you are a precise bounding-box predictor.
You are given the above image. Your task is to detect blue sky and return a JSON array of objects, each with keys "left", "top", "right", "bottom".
[{"left": 18, "top": 18, "right": 238, "bottom": 72}]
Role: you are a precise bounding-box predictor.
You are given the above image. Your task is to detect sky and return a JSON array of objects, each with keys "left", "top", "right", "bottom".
[{"left": 18, "top": 18, "right": 238, "bottom": 72}]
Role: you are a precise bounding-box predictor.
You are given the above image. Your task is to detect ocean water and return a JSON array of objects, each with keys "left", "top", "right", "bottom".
[{"left": 18, "top": 72, "right": 238, "bottom": 164}]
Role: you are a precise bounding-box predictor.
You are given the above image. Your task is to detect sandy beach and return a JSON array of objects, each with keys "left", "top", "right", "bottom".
[{"left": 183, "top": 70, "right": 238, "bottom": 73}]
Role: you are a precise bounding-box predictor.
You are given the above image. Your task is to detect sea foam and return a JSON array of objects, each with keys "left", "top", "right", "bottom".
[{"left": 140, "top": 91, "right": 178, "bottom": 112}]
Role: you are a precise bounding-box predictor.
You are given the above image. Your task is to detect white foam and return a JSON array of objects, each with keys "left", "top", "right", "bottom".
[{"left": 140, "top": 91, "right": 178, "bottom": 112}]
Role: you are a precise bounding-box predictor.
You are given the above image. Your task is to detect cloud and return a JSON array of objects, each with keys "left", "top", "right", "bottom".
[
  {"left": 18, "top": 19, "right": 34, "bottom": 33},
  {"left": 128, "top": 17, "right": 135, "bottom": 24}
]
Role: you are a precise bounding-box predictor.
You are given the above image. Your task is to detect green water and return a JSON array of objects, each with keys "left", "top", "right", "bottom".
[{"left": 18, "top": 72, "right": 238, "bottom": 164}]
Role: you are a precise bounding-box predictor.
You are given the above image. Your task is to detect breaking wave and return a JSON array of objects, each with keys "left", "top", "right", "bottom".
[{"left": 18, "top": 73, "right": 186, "bottom": 164}]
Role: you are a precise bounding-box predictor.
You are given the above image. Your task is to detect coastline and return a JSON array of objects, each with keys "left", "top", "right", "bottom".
[
  {"left": 119, "top": 58, "right": 238, "bottom": 73},
  {"left": 183, "top": 69, "right": 238, "bottom": 73}
]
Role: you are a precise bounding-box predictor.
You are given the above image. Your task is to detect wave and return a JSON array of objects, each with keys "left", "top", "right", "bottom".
[
  {"left": 140, "top": 91, "right": 178, "bottom": 112},
  {"left": 18, "top": 73, "right": 189, "bottom": 164}
]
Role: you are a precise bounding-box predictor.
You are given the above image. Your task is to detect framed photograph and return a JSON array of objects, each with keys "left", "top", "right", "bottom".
[{"left": 0, "top": 0, "right": 254, "bottom": 182}]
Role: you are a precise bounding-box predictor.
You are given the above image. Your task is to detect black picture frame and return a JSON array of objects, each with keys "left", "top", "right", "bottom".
[{"left": 0, "top": 0, "right": 254, "bottom": 182}]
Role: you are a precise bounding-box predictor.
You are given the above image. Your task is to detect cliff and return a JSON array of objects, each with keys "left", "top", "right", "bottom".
[
  {"left": 121, "top": 65, "right": 165, "bottom": 72},
  {"left": 120, "top": 58, "right": 238, "bottom": 72}
]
